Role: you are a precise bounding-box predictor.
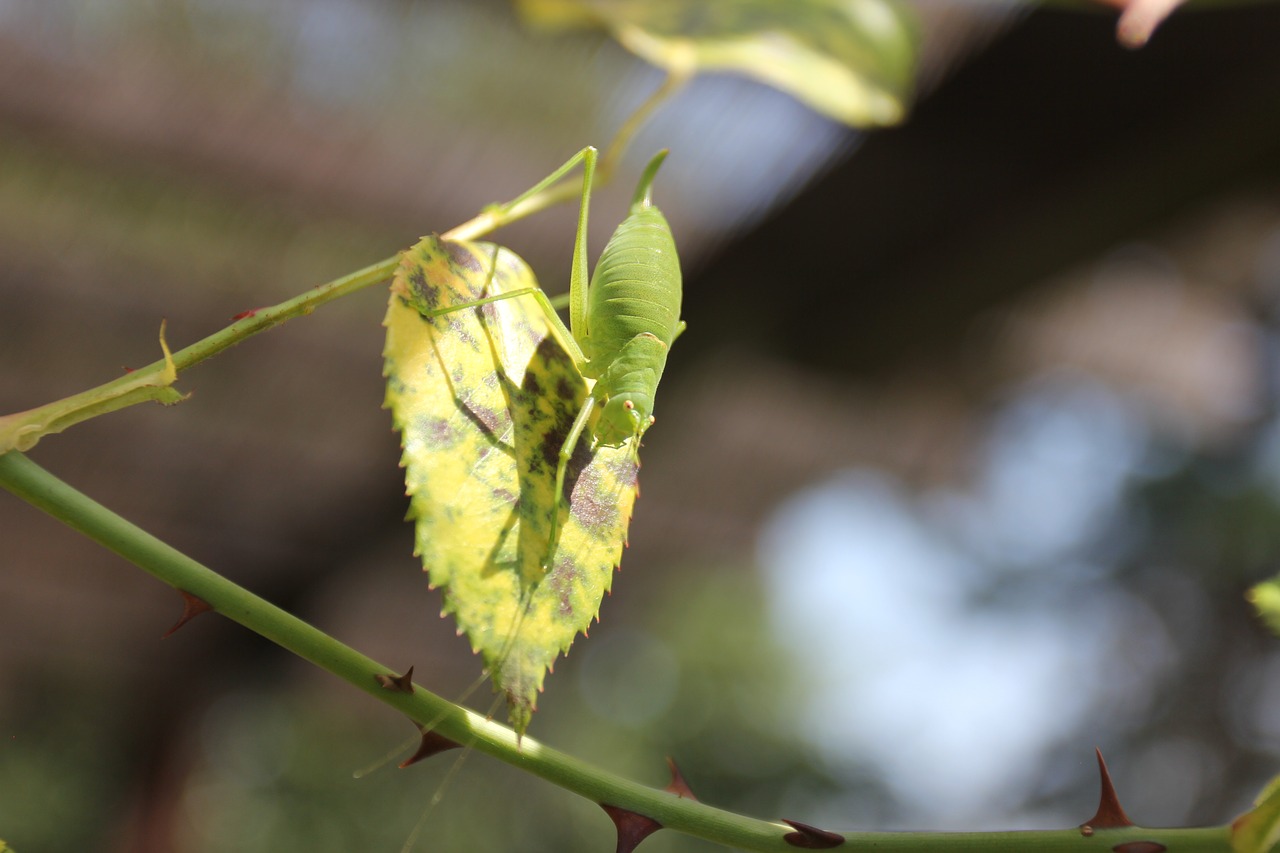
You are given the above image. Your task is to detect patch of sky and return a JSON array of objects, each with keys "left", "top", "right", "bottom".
[{"left": 759, "top": 375, "right": 1169, "bottom": 826}]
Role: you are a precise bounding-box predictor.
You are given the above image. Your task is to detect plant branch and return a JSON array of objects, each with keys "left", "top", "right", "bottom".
[
  {"left": 0, "top": 72, "right": 689, "bottom": 455},
  {"left": 0, "top": 451, "right": 1237, "bottom": 852}
]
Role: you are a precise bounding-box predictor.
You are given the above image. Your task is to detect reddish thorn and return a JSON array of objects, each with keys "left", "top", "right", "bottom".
[
  {"left": 162, "top": 590, "right": 213, "bottom": 638},
  {"left": 374, "top": 667, "right": 415, "bottom": 693},
  {"left": 231, "top": 308, "right": 262, "bottom": 321},
  {"left": 122, "top": 366, "right": 136, "bottom": 374},
  {"left": 1085, "top": 748, "right": 1133, "bottom": 829},
  {"left": 664, "top": 757, "right": 697, "bottom": 800},
  {"left": 399, "top": 727, "right": 461, "bottom": 768},
  {"left": 600, "top": 804, "right": 662, "bottom": 853},
  {"left": 1112, "top": 843, "right": 1167, "bottom": 853},
  {"left": 782, "top": 819, "right": 845, "bottom": 849}
]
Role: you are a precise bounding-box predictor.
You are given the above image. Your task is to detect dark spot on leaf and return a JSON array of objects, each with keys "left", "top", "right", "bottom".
[
  {"left": 416, "top": 416, "right": 456, "bottom": 447},
  {"left": 463, "top": 401, "right": 504, "bottom": 438},
  {"left": 443, "top": 240, "right": 483, "bottom": 274},
  {"left": 547, "top": 556, "right": 580, "bottom": 617},
  {"left": 569, "top": 463, "right": 618, "bottom": 536},
  {"left": 540, "top": 414, "right": 572, "bottom": 476},
  {"left": 556, "top": 376, "right": 576, "bottom": 403},
  {"left": 542, "top": 343, "right": 572, "bottom": 370},
  {"left": 407, "top": 266, "right": 440, "bottom": 309}
]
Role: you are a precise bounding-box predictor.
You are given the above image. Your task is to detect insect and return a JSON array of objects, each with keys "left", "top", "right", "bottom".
[{"left": 423, "top": 146, "right": 684, "bottom": 567}]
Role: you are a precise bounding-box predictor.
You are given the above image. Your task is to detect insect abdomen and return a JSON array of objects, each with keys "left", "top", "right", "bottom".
[{"left": 585, "top": 204, "right": 682, "bottom": 372}]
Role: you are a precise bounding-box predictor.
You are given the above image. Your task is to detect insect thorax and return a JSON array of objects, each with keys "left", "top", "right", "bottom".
[{"left": 591, "top": 332, "right": 669, "bottom": 446}]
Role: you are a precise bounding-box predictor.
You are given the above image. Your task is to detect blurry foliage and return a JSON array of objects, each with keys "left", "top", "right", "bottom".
[
  {"left": 516, "top": 0, "right": 918, "bottom": 125},
  {"left": 0, "top": 673, "right": 132, "bottom": 852}
]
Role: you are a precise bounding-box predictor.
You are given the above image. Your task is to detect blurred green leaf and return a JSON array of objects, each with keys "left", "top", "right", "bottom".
[
  {"left": 1233, "top": 773, "right": 1280, "bottom": 853},
  {"left": 515, "top": 0, "right": 917, "bottom": 126},
  {"left": 384, "top": 236, "right": 638, "bottom": 735},
  {"left": 1248, "top": 578, "right": 1280, "bottom": 636}
]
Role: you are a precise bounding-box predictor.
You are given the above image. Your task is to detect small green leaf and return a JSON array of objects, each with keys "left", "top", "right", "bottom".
[
  {"left": 515, "top": 0, "right": 918, "bottom": 126},
  {"left": 384, "top": 236, "right": 638, "bottom": 734},
  {"left": 1249, "top": 578, "right": 1280, "bottom": 636},
  {"left": 1233, "top": 773, "right": 1280, "bottom": 853}
]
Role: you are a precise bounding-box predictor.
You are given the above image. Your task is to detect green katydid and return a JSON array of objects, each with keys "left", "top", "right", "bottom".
[{"left": 421, "top": 146, "right": 685, "bottom": 568}]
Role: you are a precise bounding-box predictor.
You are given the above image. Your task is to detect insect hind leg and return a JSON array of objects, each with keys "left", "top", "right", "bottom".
[{"left": 543, "top": 394, "right": 596, "bottom": 569}]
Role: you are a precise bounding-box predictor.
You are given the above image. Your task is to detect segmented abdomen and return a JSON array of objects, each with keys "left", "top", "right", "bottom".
[{"left": 585, "top": 204, "right": 682, "bottom": 372}]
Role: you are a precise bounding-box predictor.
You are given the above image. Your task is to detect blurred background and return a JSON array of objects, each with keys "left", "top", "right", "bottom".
[{"left": 4, "top": 0, "right": 1280, "bottom": 850}]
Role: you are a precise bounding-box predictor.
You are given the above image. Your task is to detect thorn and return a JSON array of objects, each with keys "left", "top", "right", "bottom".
[
  {"left": 162, "top": 590, "right": 213, "bottom": 638},
  {"left": 399, "top": 727, "right": 462, "bottom": 768},
  {"left": 664, "top": 757, "right": 697, "bottom": 800},
  {"left": 374, "top": 667, "right": 415, "bottom": 693},
  {"left": 231, "top": 308, "right": 262, "bottom": 321},
  {"left": 1112, "top": 843, "right": 1167, "bottom": 853},
  {"left": 1084, "top": 748, "right": 1133, "bottom": 830},
  {"left": 600, "top": 804, "right": 662, "bottom": 853},
  {"left": 781, "top": 819, "right": 845, "bottom": 849}
]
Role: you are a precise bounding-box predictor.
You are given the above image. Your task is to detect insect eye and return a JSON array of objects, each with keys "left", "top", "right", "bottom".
[{"left": 623, "top": 400, "right": 634, "bottom": 411}]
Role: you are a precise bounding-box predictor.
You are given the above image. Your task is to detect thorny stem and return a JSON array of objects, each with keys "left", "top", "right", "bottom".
[
  {"left": 0, "top": 452, "right": 1238, "bottom": 852},
  {"left": 0, "top": 71, "right": 687, "bottom": 451}
]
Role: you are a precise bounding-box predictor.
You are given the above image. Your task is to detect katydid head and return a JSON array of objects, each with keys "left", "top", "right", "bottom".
[{"left": 598, "top": 395, "right": 652, "bottom": 447}]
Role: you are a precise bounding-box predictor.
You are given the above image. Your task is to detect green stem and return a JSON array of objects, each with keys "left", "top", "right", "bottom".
[
  {"left": 0, "top": 256, "right": 398, "bottom": 454},
  {"left": 0, "top": 202, "right": 562, "bottom": 455},
  {"left": 0, "top": 73, "right": 690, "bottom": 454},
  {"left": 0, "top": 451, "right": 1236, "bottom": 853}
]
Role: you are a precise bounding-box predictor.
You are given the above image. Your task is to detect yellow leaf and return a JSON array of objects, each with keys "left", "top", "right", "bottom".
[{"left": 384, "top": 236, "right": 639, "bottom": 734}]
